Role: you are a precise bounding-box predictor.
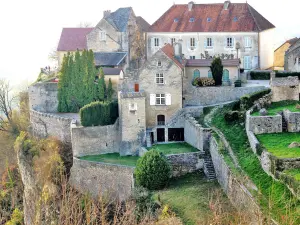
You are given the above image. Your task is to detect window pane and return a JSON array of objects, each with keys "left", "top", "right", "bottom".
[{"left": 161, "top": 98, "right": 165, "bottom": 105}]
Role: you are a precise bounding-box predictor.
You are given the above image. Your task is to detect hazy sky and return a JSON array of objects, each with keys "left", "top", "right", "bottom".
[{"left": 0, "top": 0, "right": 299, "bottom": 86}]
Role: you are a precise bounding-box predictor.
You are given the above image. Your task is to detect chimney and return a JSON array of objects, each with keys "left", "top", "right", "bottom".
[
  {"left": 223, "top": 1, "right": 230, "bottom": 10},
  {"left": 103, "top": 10, "right": 111, "bottom": 18},
  {"left": 134, "top": 83, "right": 139, "bottom": 92},
  {"left": 188, "top": 1, "right": 194, "bottom": 11}
]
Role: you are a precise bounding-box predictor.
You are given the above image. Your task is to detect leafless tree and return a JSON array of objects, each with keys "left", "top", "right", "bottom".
[
  {"left": 77, "top": 21, "right": 92, "bottom": 28},
  {"left": 0, "top": 79, "right": 16, "bottom": 132}
]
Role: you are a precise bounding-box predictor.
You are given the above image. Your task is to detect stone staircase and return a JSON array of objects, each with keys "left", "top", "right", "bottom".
[{"left": 200, "top": 151, "right": 216, "bottom": 180}]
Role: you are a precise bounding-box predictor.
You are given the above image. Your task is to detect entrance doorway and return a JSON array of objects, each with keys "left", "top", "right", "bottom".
[
  {"left": 157, "top": 128, "right": 165, "bottom": 142},
  {"left": 168, "top": 128, "right": 184, "bottom": 142}
]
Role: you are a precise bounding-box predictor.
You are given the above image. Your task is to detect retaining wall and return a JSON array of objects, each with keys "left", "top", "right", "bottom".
[
  {"left": 69, "top": 158, "right": 134, "bottom": 200},
  {"left": 184, "top": 86, "right": 267, "bottom": 106},
  {"left": 30, "top": 110, "right": 72, "bottom": 144},
  {"left": 283, "top": 110, "right": 300, "bottom": 132},
  {"left": 166, "top": 152, "right": 203, "bottom": 177},
  {"left": 71, "top": 119, "right": 120, "bottom": 157}
]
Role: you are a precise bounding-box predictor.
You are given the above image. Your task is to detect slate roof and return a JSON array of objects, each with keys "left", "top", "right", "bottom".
[
  {"left": 102, "top": 68, "right": 122, "bottom": 75},
  {"left": 150, "top": 3, "right": 275, "bottom": 32},
  {"left": 136, "top": 16, "right": 151, "bottom": 32},
  {"left": 161, "top": 44, "right": 185, "bottom": 69},
  {"left": 105, "top": 7, "right": 132, "bottom": 32},
  {"left": 57, "top": 28, "right": 93, "bottom": 51},
  {"left": 186, "top": 59, "right": 239, "bottom": 67},
  {"left": 94, "top": 52, "right": 127, "bottom": 66}
]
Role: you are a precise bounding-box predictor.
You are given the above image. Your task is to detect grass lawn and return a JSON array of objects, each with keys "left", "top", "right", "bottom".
[
  {"left": 154, "top": 172, "right": 235, "bottom": 225},
  {"left": 79, "top": 153, "right": 139, "bottom": 167},
  {"left": 252, "top": 100, "right": 300, "bottom": 116},
  {"left": 256, "top": 133, "right": 300, "bottom": 158},
  {"left": 148, "top": 143, "right": 198, "bottom": 155},
  {"left": 210, "top": 105, "right": 300, "bottom": 224},
  {"left": 284, "top": 169, "right": 300, "bottom": 181}
]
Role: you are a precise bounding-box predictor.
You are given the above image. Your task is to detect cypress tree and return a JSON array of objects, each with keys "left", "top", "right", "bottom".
[
  {"left": 57, "top": 54, "right": 69, "bottom": 112},
  {"left": 98, "top": 67, "right": 106, "bottom": 101},
  {"left": 107, "top": 78, "right": 113, "bottom": 100},
  {"left": 87, "top": 50, "right": 97, "bottom": 102},
  {"left": 210, "top": 57, "right": 223, "bottom": 86}
]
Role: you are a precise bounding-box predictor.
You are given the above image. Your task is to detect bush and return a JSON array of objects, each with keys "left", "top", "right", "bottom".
[
  {"left": 224, "top": 111, "right": 239, "bottom": 123},
  {"left": 276, "top": 72, "right": 300, "bottom": 79},
  {"left": 135, "top": 150, "right": 171, "bottom": 190},
  {"left": 240, "top": 89, "right": 271, "bottom": 110},
  {"left": 80, "top": 100, "right": 118, "bottom": 127},
  {"left": 250, "top": 71, "right": 270, "bottom": 80},
  {"left": 192, "top": 77, "right": 215, "bottom": 87}
]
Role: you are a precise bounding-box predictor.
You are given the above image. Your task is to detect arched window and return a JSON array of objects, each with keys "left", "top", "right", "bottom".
[
  {"left": 223, "top": 69, "right": 229, "bottom": 82},
  {"left": 208, "top": 70, "right": 212, "bottom": 78},
  {"left": 157, "top": 115, "right": 165, "bottom": 126},
  {"left": 193, "top": 69, "right": 200, "bottom": 80}
]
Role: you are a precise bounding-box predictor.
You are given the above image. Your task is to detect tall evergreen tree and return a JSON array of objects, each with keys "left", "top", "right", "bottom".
[
  {"left": 98, "top": 67, "right": 106, "bottom": 101},
  {"left": 87, "top": 50, "right": 97, "bottom": 103},
  {"left": 210, "top": 57, "right": 223, "bottom": 86},
  {"left": 107, "top": 78, "right": 113, "bottom": 101}
]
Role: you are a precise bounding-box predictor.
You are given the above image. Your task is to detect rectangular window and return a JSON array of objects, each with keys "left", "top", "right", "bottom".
[
  {"left": 99, "top": 31, "right": 106, "bottom": 41},
  {"left": 244, "top": 37, "right": 251, "bottom": 48},
  {"left": 154, "top": 38, "right": 159, "bottom": 47},
  {"left": 190, "top": 56, "right": 195, "bottom": 59},
  {"left": 171, "top": 38, "right": 176, "bottom": 45},
  {"left": 156, "top": 73, "right": 164, "bottom": 84},
  {"left": 156, "top": 94, "right": 166, "bottom": 105},
  {"left": 207, "top": 38, "right": 213, "bottom": 47},
  {"left": 227, "top": 37, "right": 233, "bottom": 47},
  {"left": 190, "top": 38, "right": 196, "bottom": 48}
]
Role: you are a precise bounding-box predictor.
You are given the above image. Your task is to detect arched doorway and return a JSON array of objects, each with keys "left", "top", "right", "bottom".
[
  {"left": 223, "top": 69, "right": 229, "bottom": 82},
  {"left": 157, "top": 115, "right": 165, "bottom": 126}
]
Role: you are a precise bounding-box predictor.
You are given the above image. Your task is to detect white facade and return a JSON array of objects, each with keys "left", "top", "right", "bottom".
[{"left": 147, "top": 30, "right": 275, "bottom": 70}]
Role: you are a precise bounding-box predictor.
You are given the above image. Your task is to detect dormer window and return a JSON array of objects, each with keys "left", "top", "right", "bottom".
[
  {"left": 157, "top": 60, "right": 162, "bottom": 67},
  {"left": 99, "top": 31, "right": 106, "bottom": 41},
  {"left": 174, "top": 18, "right": 179, "bottom": 23},
  {"left": 207, "top": 17, "right": 212, "bottom": 22},
  {"left": 189, "top": 18, "right": 195, "bottom": 22},
  {"left": 233, "top": 17, "right": 238, "bottom": 22}
]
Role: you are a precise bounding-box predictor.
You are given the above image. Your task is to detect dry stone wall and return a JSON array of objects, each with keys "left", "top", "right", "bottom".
[
  {"left": 69, "top": 158, "right": 134, "bottom": 200},
  {"left": 283, "top": 110, "right": 300, "bottom": 132},
  {"left": 71, "top": 119, "right": 120, "bottom": 157}
]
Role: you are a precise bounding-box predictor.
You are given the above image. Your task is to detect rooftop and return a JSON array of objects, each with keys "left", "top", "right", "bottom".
[
  {"left": 161, "top": 44, "right": 185, "bottom": 69},
  {"left": 57, "top": 28, "right": 93, "bottom": 51},
  {"left": 94, "top": 52, "right": 127, "bottom": 67},
  {"left": 186, "top": 59, "right": 240, "bottom": 67}
]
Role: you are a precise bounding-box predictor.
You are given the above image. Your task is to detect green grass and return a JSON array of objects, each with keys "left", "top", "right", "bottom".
[
  {"left": 256, "top": 133, "right": 300, "bottom": 158},
  {"left": 252, "top": 100, "right": 300, "bottom": 116},
  {"left": 148, "top": 143, "right": 198, "bottom": 155},
  {"left": 154, "top": 172, "right": 235, "bottom": 225},
  {"left": 79, "top": 153, "right": 139, "bottom": 167},
  {"left": 210, "top": 106, "right": 300, "bottom": 224},
  {"left": 284, "top": 169, "right": 300, "bottom": 181}
]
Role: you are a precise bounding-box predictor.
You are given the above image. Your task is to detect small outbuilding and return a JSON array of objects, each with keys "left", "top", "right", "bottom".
[{"left": 271, "top": 76, "right": 299, "bottom": 102}]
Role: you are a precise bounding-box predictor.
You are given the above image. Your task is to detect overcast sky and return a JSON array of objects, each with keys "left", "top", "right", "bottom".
[{"left": 0, "top": 0, "right": 299, "bottom": 86}]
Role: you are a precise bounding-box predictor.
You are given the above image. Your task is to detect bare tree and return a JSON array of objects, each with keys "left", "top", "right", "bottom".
[
  {"left": 0, "top": 79, "right": 16, "bottom": 132},
  {"left": 77, "top": 21, "right": 92, "bottom": 28}
]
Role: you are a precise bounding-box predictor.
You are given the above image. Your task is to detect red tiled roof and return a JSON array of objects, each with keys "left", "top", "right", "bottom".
[
  {"left": 186, "top": 59, "right": 239, "bottom": 67},
  {"left": 161, "top": 44, "right": 185, "bottom": 69},
  {"left": 150, "top": 3, "right": 275, "bottom": 32},
  {"left": 57, "top": 28, "right": 93, "bottom": 51}
]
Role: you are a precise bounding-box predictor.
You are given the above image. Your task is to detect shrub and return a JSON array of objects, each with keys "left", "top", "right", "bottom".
[
  {"left": 240, "top": 89, "right": 271, "bottom": 110},
  {"left": 224, "top": 111, "right": 239, "bottom": 123},
  {"left": 192, "top": 77, "right": 201, "bottom": 86},
  {"left": 135, "top": 150, "right": 171, "bottom": 190},
  {"left": 80, "top": 100, "right": 118, "bottom": 127},
  {"left": 192, "top": 77, "right": 215, "bottom": 87},
  {"left": 276, "top": 72, "right": 300, "bottom": 79},
  {"left": 250, "top": 71, "right": 270, "bottom": 80},
  {"left": 210, "top": 57, "right": 223, "bottom": 86}
]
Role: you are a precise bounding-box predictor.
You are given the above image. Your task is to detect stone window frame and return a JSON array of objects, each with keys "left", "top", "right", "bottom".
[
  {"left": 157, "top": 60, "right": 162, "bottom": 67},
  {"left": 154, "top": 38, "right": 160, "bottom": 47},
  {"left": 171, "top": 38, "right": 176, "bottom": 46},
  {"left": 99, "top": 31, "right": 106, "bottom": 41},
  {"left": 156, "top": 73, "right": 164, "bottom": 84},
  {"left": 157, "top": 114, "right": 166, "bottom": 126},
  {"left": 190, "top": 38, "right": 196, "bottom": 49},
  {"left": 206, "top": 37, "right": 213, "bottom": 48},
  {"left": 226, "top": 37, "right": 234, "bottom": 48},
  {"left": 156, "top": 94, "right": 166, "bottom": 105}
]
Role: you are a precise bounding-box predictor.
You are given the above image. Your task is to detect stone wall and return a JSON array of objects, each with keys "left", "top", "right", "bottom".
[
  {"left": 166, "top": 152, "right": 203, "bottom": 177},
  {"left": 28, "top": 82, "right": 58, "bottom": 113},
  {"left": 283, "top": 110, "right": 300, "bottom": 132},
  {"left": 246, "top": 110, "right": 282, "bottom": 134},
  {"left": 71, "top": 119, "right": 120, "bottom": 157},
  {"left": 30, "top": 110, "right": 72, "bottom": 144},
  {"left": 209, "top": 137, "right": 263, "bottom": 223},
  {"left": 247, "top": 130, "right": 261, "bottom": 154},
  {"left": 69, "top": 158, "right": 134, "bottom": 200},
  {"left": 183, "top": 86, "right": 267, "bottom": 106}
]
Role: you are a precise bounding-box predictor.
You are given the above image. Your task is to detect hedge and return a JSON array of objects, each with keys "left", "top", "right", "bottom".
[
  {"left": 80, "top": 101, "right": 118, "bottom": 127},
  {"left": 250, "top": 71, "right": 300, "bottom": 80},
  {"left": 240, "top": 89, "right": 271, "bottom": 110},
  {"left": 276, "top": 72, "right": 300, "bottom": 79}
]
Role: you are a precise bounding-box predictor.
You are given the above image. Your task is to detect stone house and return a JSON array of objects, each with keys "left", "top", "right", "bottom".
[
  {"left": 284, "top": 39, "right": 300, "bottom": 72},
  {"left": 147, "top": 1, "right": 275, "bottom": 71},
  {"left": 274, "top": 37, "right": 298, "bottom": 71}
]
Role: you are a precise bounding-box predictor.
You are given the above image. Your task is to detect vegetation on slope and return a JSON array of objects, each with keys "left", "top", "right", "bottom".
[{"left": 252, "top": 100, "right": 300, "bottom": 116}]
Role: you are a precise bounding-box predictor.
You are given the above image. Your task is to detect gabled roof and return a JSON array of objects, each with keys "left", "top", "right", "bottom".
[
  {"left": 274, "top": 37, "right": 299, "bottom": 52},
  {"left": 161, "top": 44, "right": 185, "bottom": 69},
  {"left": 105, "top": 7, "right": 132, "bottom": 32},
  {"left": 94, "top": 52, "right": 127, "bottom": 67},
  {"left": 57, "top": 28, "right": 93, "bottom": 51},
  {"left": 186, "top": 59, "right": 239, "bottom": 67},
  {"left": 136, "top": 16, "right": 151, "bottom": 32},
  {"left": 150, "top": 2, "right": 275, "bottom": 32},
  {"left": 102, "top": 68, "right": 122, "bottom": 75}
]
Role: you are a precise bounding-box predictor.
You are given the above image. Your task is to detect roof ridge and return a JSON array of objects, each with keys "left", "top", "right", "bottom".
[{"left": 246, "top": 3, "right": 260, "bottom": 31}]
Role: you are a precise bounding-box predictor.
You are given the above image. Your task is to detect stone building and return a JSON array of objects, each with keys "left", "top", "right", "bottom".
[
  {"left": 270, "top": 75, "right": 300, "bottom": 102},
  {"left": 147, "top": 1, "right": 275, "bottom": 71},
  {"left": 274, "top": 37, "right": 298, "bottom": 71},
  {"left": 284, "top": 39, "right": 300, "bottom": 72},
  {"left": 56, "top": 7, "right": 150, "bottom": 69}
]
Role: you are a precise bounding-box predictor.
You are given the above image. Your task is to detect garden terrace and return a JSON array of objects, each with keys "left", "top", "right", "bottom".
[
  {"left": 256, "top": 133, "right": 300, "bottom": 158},
  {"left": 251, "top": 100, "right": 300, "bottom": 116},
  {"left": 148, "top": 143, "right": 198, "bottom": 155},
  {"left": 79, "top": 153, "right": 139, "bottom": 167}
]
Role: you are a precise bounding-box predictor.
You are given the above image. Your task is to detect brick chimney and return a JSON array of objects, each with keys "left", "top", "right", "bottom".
[
  {"left": 188, "top": 1, "right": 194, "bottom": 11},
  {"left": 103, "top": 10, "right": 111, "bottom": 18}
]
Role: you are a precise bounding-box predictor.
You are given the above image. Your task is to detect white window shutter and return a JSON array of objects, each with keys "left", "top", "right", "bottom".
[
  {"left": 204, "top": 38, "right": 207, "bottom": 48},
  {"left": 150, "top": 94, "right": 155, "bottom": 105},
  {"left": 195, "top": 39, "right": 198, "bottom": 49},
  {"left": 166, "top": 94, "right": 171, "bottom": 106},
  {"left": 211, "top": 38, "right": 214, "bottom": 47},
  {"left": 249, "top": 38, "right": 252, "bottom": 47},
  {"left": 151, "top": 38, "right": 154, "bottom": 47},
  {"left": 159, "top": 38, "right": 163, "bottom": 47},
  {"left": 232, "top": 37, "right": 235, "bottom": 47}
]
